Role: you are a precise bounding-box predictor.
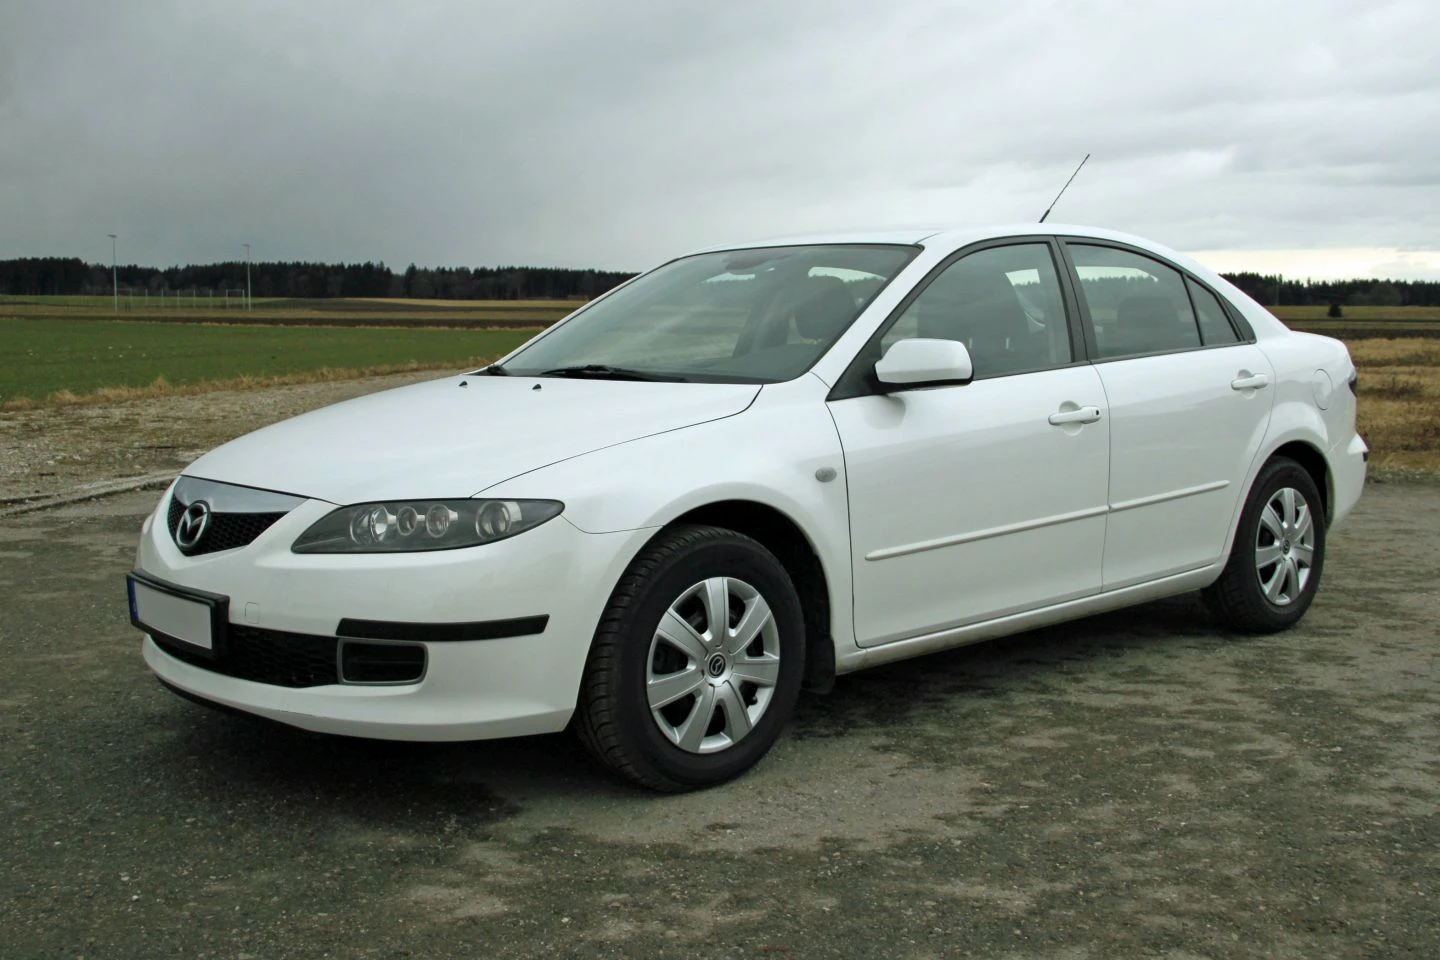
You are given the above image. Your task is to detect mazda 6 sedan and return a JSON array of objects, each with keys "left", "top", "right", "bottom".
[{"left": 129, "top": 224, "right": 1367, "bottom": 790}]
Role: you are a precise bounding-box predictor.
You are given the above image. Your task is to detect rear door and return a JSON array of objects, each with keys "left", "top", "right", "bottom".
[{"left": 1061, "top": 241, "right": 1276, "bottom": 589}]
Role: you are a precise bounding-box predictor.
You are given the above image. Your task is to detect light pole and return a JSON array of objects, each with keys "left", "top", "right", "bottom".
[
  {"left": 107, "top": 233, "right": 118, "bottom": 313},
  {"left": 242, "top": 243, "right": 252, "bottom": 310}
]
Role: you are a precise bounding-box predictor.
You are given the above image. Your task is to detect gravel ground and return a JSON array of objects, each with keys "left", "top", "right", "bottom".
[
  {"left": 0, "top": 371, "right": 440, "bottom": 506},
  {"left": 0, "top": 376, "right": 1436, "bottom": 957}
]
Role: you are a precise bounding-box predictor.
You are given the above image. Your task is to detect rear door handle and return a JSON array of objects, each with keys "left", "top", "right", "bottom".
[
  {"left": 1048, "top": 405, "right": 1102, "bottom": 426},
  {"left": 1231, "top": 373, "right": 1270, "bottom": 391}
]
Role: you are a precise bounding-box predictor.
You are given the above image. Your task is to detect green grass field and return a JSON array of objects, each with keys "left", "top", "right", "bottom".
[
  {"left": 0, "top": 295, "right": 579, "bottom": 327},
  {"left": 1270, "top": 305, "right": 1440, "bottom": 322},
  {"left": 0, "top": 316, "right": 536, "bottom": 404}
]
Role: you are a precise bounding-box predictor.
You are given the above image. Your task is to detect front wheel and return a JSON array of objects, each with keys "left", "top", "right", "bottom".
[
  {"left": 574, "top": 525, "right": 806, "bottom": 791},
  {"left": 1203, "top": 457, "right": 1326, "bottom": 633}
]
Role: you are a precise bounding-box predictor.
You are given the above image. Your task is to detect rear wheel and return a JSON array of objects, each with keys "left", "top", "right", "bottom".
[
  {"left": 1203, "top": 457, "right": 1326, "bottom": 633},
  {"left": 574, "top": 525, "right": 805, "bottom": 791}
]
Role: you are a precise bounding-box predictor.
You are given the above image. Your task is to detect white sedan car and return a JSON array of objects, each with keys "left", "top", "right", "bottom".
[{"left": 129, "top": 224, "right": 1367, "bottom": 790}]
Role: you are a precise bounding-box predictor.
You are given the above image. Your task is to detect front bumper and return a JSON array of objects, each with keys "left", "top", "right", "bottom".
[{"left": 136, "top": 488, "right": 653, "bottom": 741}]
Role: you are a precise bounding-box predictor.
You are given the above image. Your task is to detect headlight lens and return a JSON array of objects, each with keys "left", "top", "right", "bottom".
[{"left": 292, "top": 499, "right": 563, "bottom": 553}]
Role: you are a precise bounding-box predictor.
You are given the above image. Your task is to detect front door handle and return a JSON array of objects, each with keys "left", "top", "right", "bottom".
[
  {"left": 1231, "top": 372, "right": 1270, "bottom": 391},
  {"left": 1048, "top": 405, "right": 1102, "bottom": 426}
]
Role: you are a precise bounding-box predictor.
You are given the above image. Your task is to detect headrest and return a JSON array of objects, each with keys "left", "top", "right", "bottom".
[
  {"left": 1116, "top": 295, "right": 1177, "bottom": 327},
  {"left": 917, "top": 267, "right": 1027, "bottom": 344},
  {"left": 794, "top": 276, "right": 858, "bottom": 341}
]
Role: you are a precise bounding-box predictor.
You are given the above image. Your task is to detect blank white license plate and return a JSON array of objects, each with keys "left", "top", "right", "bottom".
[{"left": 128, "top": 575, "right": 222, "bottom": 654}]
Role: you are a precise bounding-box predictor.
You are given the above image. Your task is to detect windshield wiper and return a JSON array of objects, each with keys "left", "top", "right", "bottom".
[
  {"left": 478, "top": 364, "right": 509, "bottom": 376},
  {"left": 539, "top": 364, "right": 687, "bottom": 382}
]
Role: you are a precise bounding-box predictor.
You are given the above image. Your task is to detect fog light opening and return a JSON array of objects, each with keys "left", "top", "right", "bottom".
[{"left": 338, "top": 640, "right": 426, "bottom": 685}]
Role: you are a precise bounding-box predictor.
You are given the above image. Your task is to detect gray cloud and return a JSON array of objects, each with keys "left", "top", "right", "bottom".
[{"left": 2, "top": 0, "right": 1437, "bottom": 273}]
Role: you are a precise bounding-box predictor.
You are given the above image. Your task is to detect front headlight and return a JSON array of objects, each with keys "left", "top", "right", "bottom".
[{"left": 291, "top": 499, "right": 563, "bottom": 553}]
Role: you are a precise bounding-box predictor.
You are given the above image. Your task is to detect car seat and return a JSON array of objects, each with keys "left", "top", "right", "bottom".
[
  {"left": 917, "top": 267, "right": 1043, "bottom": 376},
  {"left": 1113, "top": 295, "right": 1198, "bottom": 355}
]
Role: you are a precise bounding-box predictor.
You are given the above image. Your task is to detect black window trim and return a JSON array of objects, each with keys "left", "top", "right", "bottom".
[
  {"left": 1055, "top": 237, "right": 1256, "bottom": 364},
  {"left": 827, "top": 236, "right": 1087, "bottom": 401}
]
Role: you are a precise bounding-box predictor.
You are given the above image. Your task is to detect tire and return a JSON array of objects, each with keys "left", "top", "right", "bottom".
[
  {"left": 1203, "top": 457, "right": 1327, "bottom": 633},
  {"left": 574, "top": 524, "right": 806, "bottom": 791}
]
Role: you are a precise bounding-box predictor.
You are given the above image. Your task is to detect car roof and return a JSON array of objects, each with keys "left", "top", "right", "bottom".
[
  {"left": 691, "top": 223, "right": 1175, "bottom": 256},
  {"left": 689, "top": 228, "right": 946, "bottom": 251}
]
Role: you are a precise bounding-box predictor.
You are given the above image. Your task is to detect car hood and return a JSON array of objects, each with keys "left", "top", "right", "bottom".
[{"left": 185, "top": 374, "right": 761, "bottom": 504}]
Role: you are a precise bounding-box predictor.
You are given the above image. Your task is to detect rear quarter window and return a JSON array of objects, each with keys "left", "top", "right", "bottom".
[{"left": 1187, "top": 278, "right": 1241, "bottom": 346}]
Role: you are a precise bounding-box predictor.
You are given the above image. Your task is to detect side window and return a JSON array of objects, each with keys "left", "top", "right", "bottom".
[
  {"left": 883, "top": 243, "right": 1072, "bottom": 378},
  {"left": 1187, "top": 278, "right": 1241, "bottom": 346},
  {"left": 1069, "top": 244, "right": 1201, "bottom": 359}
]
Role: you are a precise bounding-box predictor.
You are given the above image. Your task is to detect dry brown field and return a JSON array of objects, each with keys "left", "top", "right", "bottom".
[{"left": 1348, "top": 337, "right": 1440, "bottom": 476}]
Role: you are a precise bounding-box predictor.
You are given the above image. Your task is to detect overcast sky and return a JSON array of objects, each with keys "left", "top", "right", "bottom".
[{"left": 2, "top": 0, "right": 1437, "bottom": 278}]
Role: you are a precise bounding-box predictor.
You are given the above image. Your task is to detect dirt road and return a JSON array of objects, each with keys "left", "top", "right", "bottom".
[{"left": 1, "top": 476, "right": 1436, "bottom": 958}]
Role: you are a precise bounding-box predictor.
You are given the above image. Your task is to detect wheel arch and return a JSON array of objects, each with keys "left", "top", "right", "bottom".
[
  {"left": 662, "top": 499, "right": 836, "bottom": 694},
  {"left": 1268, "top": 439, "right": 1332, "bottom": 522},
  {"left": 1212, "top": 427, "right": 1334, "bottom": 585}
]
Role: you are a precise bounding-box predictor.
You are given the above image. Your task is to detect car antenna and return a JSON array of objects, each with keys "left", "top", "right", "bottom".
[{"left": 1038, "top": 153, "right": 1091, "bottom": 223}]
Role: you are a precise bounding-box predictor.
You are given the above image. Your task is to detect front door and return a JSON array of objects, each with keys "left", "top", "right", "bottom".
[{"left": 827, "top": 241, "right": 1111, "bottom": 647}]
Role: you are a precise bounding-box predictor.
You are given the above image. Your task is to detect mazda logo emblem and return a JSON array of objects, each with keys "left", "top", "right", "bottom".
[{"left": 175, "top": 500, "right": 212, "bottom": 553}]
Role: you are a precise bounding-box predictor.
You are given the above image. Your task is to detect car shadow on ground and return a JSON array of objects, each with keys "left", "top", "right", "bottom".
[
  {"left": 793, "top": 591, "right": 1231, "bottom": 740},
  {"left": 140, "top": 704, "right": 608, "bottom": 828},
  {"left": 138, "top": 592, "right": 1233, "bottom": 817}
]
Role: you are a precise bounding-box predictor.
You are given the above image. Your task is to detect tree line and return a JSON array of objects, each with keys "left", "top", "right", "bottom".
[
  {"left": 0, "top": 257, "right": 636, "bottom": 301},
  {"left": 1, "top": 256, "right": 1438, "bottom": 308},
  {"left": 1220, "top": 272, "right": 1439, "bottom": 309}
]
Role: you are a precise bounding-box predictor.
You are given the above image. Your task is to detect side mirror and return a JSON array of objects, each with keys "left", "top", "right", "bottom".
[{"left": 874, "top": 338, "right": 974, "bottom": 389}]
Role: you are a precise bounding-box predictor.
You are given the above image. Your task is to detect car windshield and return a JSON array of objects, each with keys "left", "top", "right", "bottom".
[{"left": 496, "top": 244, "right": 918, "bottom": 383}]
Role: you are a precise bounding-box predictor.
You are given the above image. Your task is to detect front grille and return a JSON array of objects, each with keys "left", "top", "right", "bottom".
[
  {"left": 168, "top": 496, "right": 286, "bottom": 556},
  {"left": 154, "top": 626, "right": 340, "bottom": 687}
]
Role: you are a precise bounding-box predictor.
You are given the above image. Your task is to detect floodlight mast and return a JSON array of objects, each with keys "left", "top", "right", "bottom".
[
  {"left": 107, "top": 234, "right": 118, "bottom": 313},
  {"left": 243, "top": 243, "right": 252, "bottom": 310},
  {"left": 1039, "top": 154, "right": 1091, "bottom": 224}
]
